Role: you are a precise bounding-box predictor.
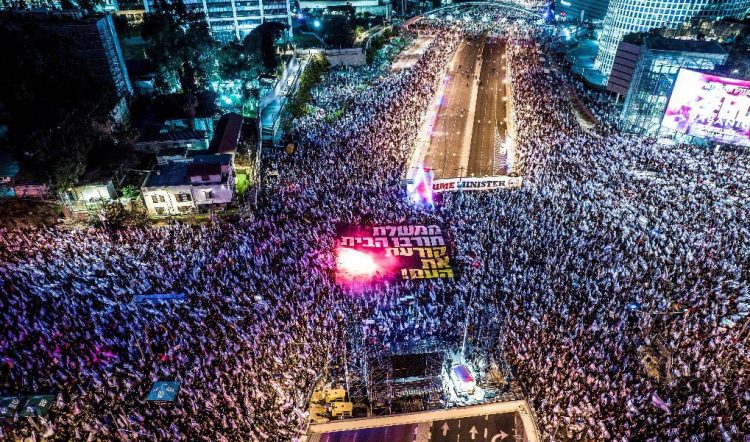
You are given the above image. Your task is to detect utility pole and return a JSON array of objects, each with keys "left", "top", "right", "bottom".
[{"left": 461, "top": 287, "right": 476, "bottom": 361}]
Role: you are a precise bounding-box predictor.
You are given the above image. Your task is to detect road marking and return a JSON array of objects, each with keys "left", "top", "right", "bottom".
[
  {"left": 490, "top": 431, "right": 509, "bottom": 441},
  {"left": 458, "top": 40, "right": 484, "bottom": 174}
]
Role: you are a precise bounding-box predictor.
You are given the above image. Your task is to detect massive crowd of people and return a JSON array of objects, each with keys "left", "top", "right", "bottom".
[
  {"left": 1, "top": 4, "right": 749, "bottom": 441},
  {"left": 487, "top": 37, "right": 749, "bottom": 441}
]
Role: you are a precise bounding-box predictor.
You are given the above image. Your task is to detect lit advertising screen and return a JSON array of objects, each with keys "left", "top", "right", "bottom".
[{"left": 661, "top": 69, "right": 750, "bottom": 147}]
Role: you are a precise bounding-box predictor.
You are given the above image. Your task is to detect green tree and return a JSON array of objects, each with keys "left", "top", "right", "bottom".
[
  {"left": 322, "top": 14, "right": 355, "bottom": 48},
  {"left": 220, "top": 22, "right": 288, "bottom": 77},
  {"left": 77, "top": 0, "right": 106, "bottom": 12},
  {"left": 366, "top": 34, "right": 386, "bottom": 64},
  {"left": 142, "top": 0, "right": 218, "bottom": 94},
  {"left": 121, "top": 185, "right": 140, "bottom": 200},
  {"left": 254, "top": 22, "right": 288, "bottom": 72},
  {"left": 286, "top": 53, "right": 329, "bottom": 119},
  {"left": 218, "top": 38, "right": 263, "bottom": 83}
]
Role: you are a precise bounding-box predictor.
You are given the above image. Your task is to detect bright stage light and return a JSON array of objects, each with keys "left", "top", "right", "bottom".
[
  {"left": 337, "top": 248, "right": 377, "bottom": 277},
  {"left": 407, "top": 166, "right": 434, "bottom": 206}
]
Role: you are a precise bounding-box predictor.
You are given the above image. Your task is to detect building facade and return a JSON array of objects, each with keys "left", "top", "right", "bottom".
[
  {"left": 5, "top": 10, "right": 133, "bottom": 96},
  {"left": 134, "top": 129, "right": 211, "bottom": 153},
  {"left": 145, "top": 0, "right": 292, "bottom": 43},
  {"left": 619, "top": 37, "right": 728, "bottom": 136},
  {"left": 555, "top": 0, "right": 610, "bottom": 22},
  {"left": 62, "top": 180, "right": 118, "bottom": 212},
  {"left": 595, "top": 0, "right": 749, "bottom": 84},
  {"left": 141, "top": 154, "right": 234, "bottom": 215},
  {"left": 298, "top": 0, "right": 386, "bottom": 15}
]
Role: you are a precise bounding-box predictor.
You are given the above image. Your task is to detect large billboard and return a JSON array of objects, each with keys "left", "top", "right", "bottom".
[
  {"left": 661, "top": 69, "right": 750, "bottom": 147},
  {"left": 336, "top": 224, "right": 454, "bottom": 289}
]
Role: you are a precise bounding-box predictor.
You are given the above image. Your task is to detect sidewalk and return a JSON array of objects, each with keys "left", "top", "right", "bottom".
[
  {"left": 259, "top": 54, "right": 311, "bottom": 145},
  {"left": 566, "top": 39, "right": 606, "bottom": 87}
]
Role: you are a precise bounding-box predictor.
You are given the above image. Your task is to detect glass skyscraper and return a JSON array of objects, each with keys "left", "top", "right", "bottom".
[
  {"left": 595, "top": 0, "right": 749, "bottom": 84},
  {"left": 556, "top": 0, "right": 611, "bottom": 22},
  {"left": 620, "top": 37, "right": 727, "bottom": 136}
]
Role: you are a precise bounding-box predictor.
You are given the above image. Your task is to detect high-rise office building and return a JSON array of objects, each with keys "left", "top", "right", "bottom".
[
  {"left": 595, "top": 0, "right": 749, "bottom": 84},
  {"left": 145, "top": 0, "right": 292, "bottom": 43},
  {"left": 618, "top": 36, "right": 727, "bottom": 136},
  {"left": 556, "top": 0, "right": 610, "bottom": 22},
  {"left": 4, "top": 10, "right": 133, "bottom": 96}
]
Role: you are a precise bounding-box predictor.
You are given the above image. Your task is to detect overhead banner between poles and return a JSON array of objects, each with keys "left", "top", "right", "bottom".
[{"left": 431, "top": 175, "right": 522, "bottom": 192}]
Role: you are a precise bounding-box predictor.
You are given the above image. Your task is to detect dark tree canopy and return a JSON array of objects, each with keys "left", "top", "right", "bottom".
[
  {"left": 322, "top": 14, "right": 356, "bottom": 48},
  {"left": 141, "top": 0, "right": 218, "bottom": 94},
  {"left": 218, "top": 39, "right": 263, "bottom": 82},
  {"left": 218, "top": 22, "right": 287, "bottom": 83},
  {"left": 254, "top": 21, "right": 288, "bottom": 72}
]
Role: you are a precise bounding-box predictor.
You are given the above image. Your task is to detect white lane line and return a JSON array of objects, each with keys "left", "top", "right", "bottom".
[
  {"left": 458, "top": 40, "right": 485, "bottom": 175},
  {"left": 408, "top": 41, "right": 466, "bottom": 179}
]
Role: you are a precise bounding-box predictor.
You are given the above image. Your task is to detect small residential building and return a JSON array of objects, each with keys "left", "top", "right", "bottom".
[
  {"left": 0, "top": 153, "right": 52, "bottom": 199},
  {"left": 163, "top": 116, "right": 215, "bottom": 141},
  {"left": 62, "top": 180, "right": 118, "bottom": 212},
  {"left": 134, "top": 129, "right": 210, "bottom": 153},
  {"left": 13, "top": 183, "right": 50, "bottom": 199},
  {"left": 187, "top": 161, "right": 234, "bottom": 209},
  {"left": 141, "top": 154, "right": 234, "bottom": 216},
  {"left": 67, "top": 181, "right": 116, "bottom": 203},
  {"left": 142, "top": 163, "right": 195, "bottom": 215},
  {"left": 209, "top": 112, "right": 242, "bottom": 157},
  {"left": 12, "top": 171, "right": 51, "bottom": 199}
]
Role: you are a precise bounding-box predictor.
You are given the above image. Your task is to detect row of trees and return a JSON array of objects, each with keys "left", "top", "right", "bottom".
[
  {"left": 141, "top": 1, "right": 287, "bottom": 95},
  {"left": 302, "top": 8, "right": 385, "bottom": 48},
  {"left": 286, "top": 53, "right": 330, "bottom": 119}
]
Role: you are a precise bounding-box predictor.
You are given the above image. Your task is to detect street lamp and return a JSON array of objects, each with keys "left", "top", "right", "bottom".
[{"left": 299, "top": 20, "right": 328, "bottom": 49}]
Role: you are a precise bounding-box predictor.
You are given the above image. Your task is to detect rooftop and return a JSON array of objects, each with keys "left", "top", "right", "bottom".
[
  {"left": 209, "top": 113, "right": 242, "bottom": 154},
  {"left": 137, "top": 130, "right": 207, "bottom": 144},
  {"left": 187, "top": 163, "right": 222, "bottom": 177},
  {"left": 645, "top": 36, "right": 726, "bottom": 55},
  {"left": 192, "top": 154, "right": 232, "bottom": 166},
  {"left": 144, "top": 162, "right": 189, "bottom": 187},
  {"left": 144, "top": 154, "right": 231, "bottom": 188}
]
